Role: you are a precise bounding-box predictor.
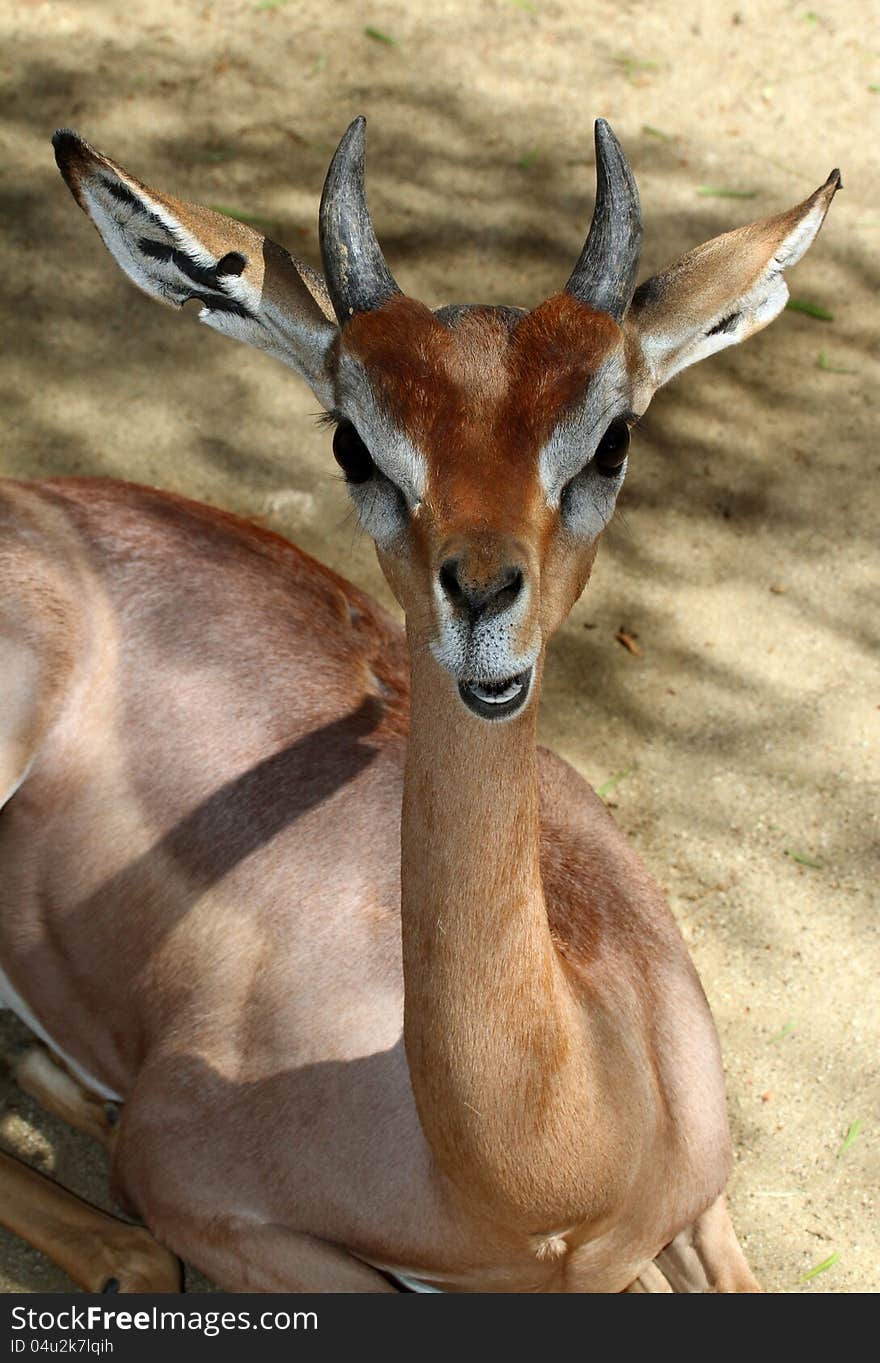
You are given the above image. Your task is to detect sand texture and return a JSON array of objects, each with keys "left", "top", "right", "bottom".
[{"left": 0, "top": 0, "right": 877, "bottom": 1293}]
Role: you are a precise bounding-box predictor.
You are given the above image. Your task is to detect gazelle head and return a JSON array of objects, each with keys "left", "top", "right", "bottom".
[{"left": 54, "top": 119, "right": 839, "bottom": 722}]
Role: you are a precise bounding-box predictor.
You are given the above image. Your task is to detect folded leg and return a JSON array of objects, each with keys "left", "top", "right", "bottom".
[
  {"left": 653, "top": 1195, "right": 761, "bottom": 1292},
  {"left": 0, "top": 1149, "right": 181, "bottom": 1292}
]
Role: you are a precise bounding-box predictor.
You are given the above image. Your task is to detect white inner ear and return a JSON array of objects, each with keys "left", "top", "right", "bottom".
[
  {"left": 637, "top": 197, "right": 831, "bottom": 387},
  {"left": 80, "top": 169, "right": 336, "bottom": 407},
  {"left": 80, "top": 178, "right": 179, "bottom": 299},
  {"left": 771, "top": 199, "right": 829, "bottom": 270},
  {"left": 80, "top": 173, "right": 260, "bottom": 312}
]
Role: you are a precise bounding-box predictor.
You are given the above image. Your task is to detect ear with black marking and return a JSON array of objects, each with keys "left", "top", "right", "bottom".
[
  {"left": 53, "top": 129, "right": 338, "bottom": 408},
  {"left": 624, "top": 170, "right": 841, "bottom": 407}
]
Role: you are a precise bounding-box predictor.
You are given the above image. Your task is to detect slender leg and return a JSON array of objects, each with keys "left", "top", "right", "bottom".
[
  {"left": 623, "top": 1262, "right": 674, "bottom": 1292},
  {"left": 0, "top": 1149, "right": 182, "bottom": 1292},
  {"left": 653, "top": 1195, "right": 761, "bottom": 1292},
  {"left": 12, "top": 1044, "right": 118, "bottom": 1150}
]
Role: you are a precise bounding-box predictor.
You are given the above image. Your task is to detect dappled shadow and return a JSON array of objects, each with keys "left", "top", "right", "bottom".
[{"left": 1, "top": 0, "right": 877, "bottom": 1294}]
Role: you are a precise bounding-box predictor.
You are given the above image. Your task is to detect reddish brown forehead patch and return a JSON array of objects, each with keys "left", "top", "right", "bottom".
[
  {"left": 343, "top": 292, "right": 622, "bottom": 455},
  {"left": 343, "top": 297, "right": 459, "bottom": 444},
  {"left": 503, "top": 293, "right": 622, "bottom": 446}
]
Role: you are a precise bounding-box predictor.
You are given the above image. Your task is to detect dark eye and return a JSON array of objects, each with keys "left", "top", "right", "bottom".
[
  {"left": 594, "top": 417, "right": 631, "bottom": 476},
  {"left": 332, "top": 421, "right": 375, "bottom": 484}
]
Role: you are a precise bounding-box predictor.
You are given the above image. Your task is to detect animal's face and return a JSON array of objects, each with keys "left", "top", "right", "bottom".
[
  {"left": 332, "top": 293, "right": 633, "bottom": 719},
  {"left": 54, "top": 115, "right": 839, "bottom": 723}
]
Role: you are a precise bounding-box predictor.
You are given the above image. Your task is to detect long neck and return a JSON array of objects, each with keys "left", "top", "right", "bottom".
[{"left": 400, "top": 641, "right": 590, "bottom": 1227}]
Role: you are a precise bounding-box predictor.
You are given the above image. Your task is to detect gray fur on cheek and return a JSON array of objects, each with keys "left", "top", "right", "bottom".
[
  {"left": 346, "top": 477, "right": 408, "bottom": 550},
  {"left": 538, "top": 351, "right": 630, "bottom": 506},
  {"left": 333, "top": 353, "right": 427, "bottom": 508},
  {"left": 560, "top": 462, "right": 626, "bottom": 540}
]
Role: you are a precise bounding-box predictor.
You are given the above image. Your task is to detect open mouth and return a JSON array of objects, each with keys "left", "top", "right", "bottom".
[{"left": 458, "top": 668, "right": 533, "bottom": 721}]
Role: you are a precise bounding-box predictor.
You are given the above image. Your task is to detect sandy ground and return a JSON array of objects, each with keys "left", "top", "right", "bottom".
[{"left": 0, "top": 0, "right": 877, "bottom": 1294}]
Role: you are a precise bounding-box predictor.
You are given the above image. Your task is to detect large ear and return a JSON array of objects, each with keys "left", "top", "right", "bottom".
[
  {"left": 53, "top": 129, "right": 338, "bottom": 409},
  {"left": 625, "top": 171, "right": 841, "bottom": 406}
]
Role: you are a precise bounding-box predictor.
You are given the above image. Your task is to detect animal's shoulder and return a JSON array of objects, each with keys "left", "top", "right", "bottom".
[{"left": 536, "top": 746, "right": 690, "bottom": 977}]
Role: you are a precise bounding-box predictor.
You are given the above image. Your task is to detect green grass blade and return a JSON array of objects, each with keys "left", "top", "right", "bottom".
[
  {"left": 769, "top": 1022, "right": 795, "bottom": 1044},
  {"left": 837, "top": 1120, "right": 862, "bottom": 1158},
  {"left": 642, "top": 125, "right": 672, "bottom": 140},
  {"left": 596, "top": 762, "right": 638, "bottom": 800},
  {"left": 799, "top": 1251, "right": 840, "bottom": 1283},
  {"left": 784, "top": 849, "right": 823, "bottom": 869},
  {"left": 365, "top": 26, "right": 397, "bottom": 45},
  {"left": 697, "top": 186, "right": 758, "bottom": 199},
  {"left": 614, "top": 55, "right": 660, "bottom": 81},
  {"left": 817, "top": 350, "right": 855, "bottom": 373},
  {"left": 786, "top": 298, "right": 833, "bottom": 320}
]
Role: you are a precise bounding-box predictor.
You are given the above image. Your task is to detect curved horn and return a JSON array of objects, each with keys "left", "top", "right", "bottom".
[
  {"left": 319, "top": 116, "right": 401, "bottom": 324},
  {"left": 564, "top": 119, "right": 642, "bottom": 323}
]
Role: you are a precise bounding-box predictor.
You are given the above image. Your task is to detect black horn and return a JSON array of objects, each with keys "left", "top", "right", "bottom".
[
  {"left": 564, "top": 120, "right": 642, "bottom": 323},
  {"left": 319, "top": 116, "right": 401, "bottom": 325}
]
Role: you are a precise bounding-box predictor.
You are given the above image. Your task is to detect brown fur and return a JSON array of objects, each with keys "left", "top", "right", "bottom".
[
  {"left": 0, "top": 479, "right": 757, "bottom": 1292},
  {"left": 347, "top": 294, "right": 620, "bottom": 668},
  {"left": 3, "top": 133, "right": 841, "bottom": 1292},
  {"left": 0, "top": 1148, "right": 181, "bottom": 1293},
  {"left": 346, "top": 292, "right": 620, "bottom": 485}
]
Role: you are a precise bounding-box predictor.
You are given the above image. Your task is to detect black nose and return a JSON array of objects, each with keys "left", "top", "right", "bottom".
[{"left": 439, "top": 558, "right": 524, "bottom": 619}]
